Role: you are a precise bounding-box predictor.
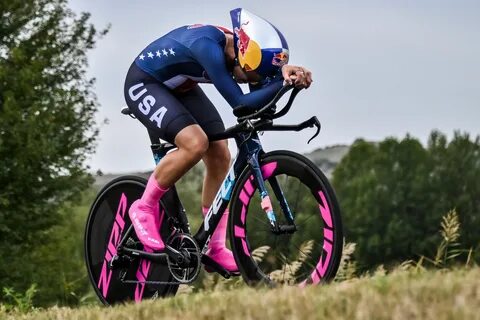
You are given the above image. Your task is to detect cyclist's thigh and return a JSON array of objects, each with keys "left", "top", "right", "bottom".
[
  {"left": 175, "top": 85, "right": 226, "bottom": 139},
  {"left": 124, "top": 63, "right": 197, "bottom": 143}
]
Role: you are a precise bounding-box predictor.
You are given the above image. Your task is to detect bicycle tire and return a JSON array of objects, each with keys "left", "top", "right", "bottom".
[{"left": 229, "top": 151, "right": 343, "bottom": 286}]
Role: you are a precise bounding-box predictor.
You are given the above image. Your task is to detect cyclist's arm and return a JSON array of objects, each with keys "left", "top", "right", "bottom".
[
  {"left": 248, "top": 74, "right": 283, "bottom": 92},
  {"left": 190, "top": 38, "right": 283, "bottom": 110}
]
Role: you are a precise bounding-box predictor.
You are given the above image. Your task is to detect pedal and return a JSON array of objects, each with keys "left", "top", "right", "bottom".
[{"left": 201, "top": 255, "right": 239, "bottom": 279}]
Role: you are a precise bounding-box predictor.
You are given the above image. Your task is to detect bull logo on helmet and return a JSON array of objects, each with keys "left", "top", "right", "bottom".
[
  {"left": 272, "top": 50, "right": 289, "bottom": 67},
  {"left": 234, "top": 21, "right": 262, "bottom": 71},
  {"left": 235, "top": 21, "right": 250, "bottom": 56}
]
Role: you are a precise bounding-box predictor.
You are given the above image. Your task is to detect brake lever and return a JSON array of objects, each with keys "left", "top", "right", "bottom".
[{"left": 307, "top": 117, "right": 321, "bottom": 144}]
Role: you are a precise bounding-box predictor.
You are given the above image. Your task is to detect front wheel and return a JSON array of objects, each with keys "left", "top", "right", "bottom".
[{"left": 229, "top": 151, "right": 343, "bottom": 286}]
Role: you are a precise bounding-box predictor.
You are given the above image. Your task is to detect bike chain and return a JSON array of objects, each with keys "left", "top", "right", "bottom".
[{"left": 118, "top": 266, "right": 187, "bottom": 285}]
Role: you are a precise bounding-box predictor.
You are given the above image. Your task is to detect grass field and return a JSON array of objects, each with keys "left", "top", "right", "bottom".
[{"left": 3, "top": 267, "right": 479, "bottom": 320}]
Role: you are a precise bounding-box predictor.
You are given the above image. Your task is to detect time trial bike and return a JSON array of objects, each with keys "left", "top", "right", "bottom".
[{"left": 84, "top": 85, "right": 343, "bottom": 305}]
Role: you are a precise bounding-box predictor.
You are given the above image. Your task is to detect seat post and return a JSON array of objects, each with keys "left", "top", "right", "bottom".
[
  {"left": 120, "top": 106, "right": 176, "bottom": 165},
  {"left": 147, "top": 129, "right": 160, "bottom": 145},
  {"left": 147, "top": 130, "right": 177, "bottom": 165}
]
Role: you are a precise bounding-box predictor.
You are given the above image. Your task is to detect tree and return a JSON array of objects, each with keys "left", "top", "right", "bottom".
[
  {"left": 0, "top": 0, "right": 106, "bottom": 304},
  {"left": 332, "top": 132, "right": 480, "bottom": 270},
  {"left": 425, "top": 131, "right": 480, "bottom": 251}
]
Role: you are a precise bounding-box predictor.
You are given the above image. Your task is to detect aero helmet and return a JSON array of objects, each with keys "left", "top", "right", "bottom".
[{"left": 230, "top": 8, "right": 289, "bottom": 78}]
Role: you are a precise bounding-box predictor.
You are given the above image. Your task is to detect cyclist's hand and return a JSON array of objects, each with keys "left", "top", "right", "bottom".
[{"left": 281, "top": 65, "right": 313, "bottom": 89}]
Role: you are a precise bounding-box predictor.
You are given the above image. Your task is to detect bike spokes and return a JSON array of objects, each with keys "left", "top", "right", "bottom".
[
  {"left": 230, "top": 153, "right": 343, "bottom": 286},
  {"left": 250, "top": 175, "right": 324, "bottom": 284}
]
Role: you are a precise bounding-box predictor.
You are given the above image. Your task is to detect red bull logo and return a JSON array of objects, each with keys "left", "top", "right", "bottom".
[
  {"left": 272, "top": 51, "right": 289, "bottom": 67},
  {"left": 234, "top": 21, "right": 250, "bottom": 56},
  {"left": 234, "top": 21, "right": 262, "bottom": 71}
]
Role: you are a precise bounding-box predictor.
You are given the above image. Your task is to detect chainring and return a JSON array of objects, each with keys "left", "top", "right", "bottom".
[{"left": 166, "top": 233, "right": 201, "bottom": 284}]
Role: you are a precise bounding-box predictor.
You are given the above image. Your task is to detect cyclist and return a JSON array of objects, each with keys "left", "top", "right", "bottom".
[{"left": 124, "top": 8, "right": 312, "bottom": 274}]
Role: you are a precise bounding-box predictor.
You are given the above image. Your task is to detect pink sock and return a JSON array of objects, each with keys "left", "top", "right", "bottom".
[
  {"left": 202, "top": 206, "right": 209, "bottom": 216},
  {"left": 202, "top": 206, "right": 238, "bottom": 272},
  {"left": 203, "top": 206, "right": 228, "bottom": 249},
  {"left": 141, "top": 174, "right": 169, "bottom": 207}
]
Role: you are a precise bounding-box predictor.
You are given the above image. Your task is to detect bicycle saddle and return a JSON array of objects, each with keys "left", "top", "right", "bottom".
[{"left": 121, "top": 106, "right": 136, "bottom": 119}]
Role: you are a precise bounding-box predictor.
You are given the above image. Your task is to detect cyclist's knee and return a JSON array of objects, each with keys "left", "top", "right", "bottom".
[
  {"left": 175, "top": 125, "right": 209, "bottom": 161},
  {"left": 190, "top": 136, "right": 209, "bottom": 159},
  {"left": 204, "top": 140, "right": 231, "bottom": 171}
]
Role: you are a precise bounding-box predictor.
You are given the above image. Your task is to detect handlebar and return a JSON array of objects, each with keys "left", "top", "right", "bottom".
[
  {"left": 233, "top": 85, "right": 302, "bottom": 121},
  {"left": 209, "top": 83, "right": 320, "bottom": 143}
]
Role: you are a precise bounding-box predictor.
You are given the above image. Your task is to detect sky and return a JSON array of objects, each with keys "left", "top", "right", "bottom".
[{"left": 68, "top": 0, "right": 480, "bottom": 173}]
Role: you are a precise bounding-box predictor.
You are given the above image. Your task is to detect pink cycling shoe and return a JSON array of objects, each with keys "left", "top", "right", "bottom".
[
  {"left": 203, "top": 207, "right": 239, "bottom": 273},
  {"left": 129, "top": 199, "right": 165, "bottom": 252},
  {"left": 205, "top": 246, "right": 239, "bottom": 273},
  {"left": 128, "top": 174, "right": 169, "bottom": 252}
]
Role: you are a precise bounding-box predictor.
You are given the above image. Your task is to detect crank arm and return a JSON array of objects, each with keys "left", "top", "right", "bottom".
[
  {"left": 165, "top": 245, "right": 192, "bottom": 266},
  {"left": 120, "top": 247, "right": 168, "bottom": 264},
  {"left": 120, "top": 245, "right": 189, "bottom": 265}
]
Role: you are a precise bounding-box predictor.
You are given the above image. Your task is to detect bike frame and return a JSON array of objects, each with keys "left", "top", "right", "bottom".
[{"left": 147, "top": 128, "right": 279, "bottom": 251}]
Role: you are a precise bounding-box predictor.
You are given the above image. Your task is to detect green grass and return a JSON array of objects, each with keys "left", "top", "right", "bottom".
[{"left": 3, "top": 267, "right": 479, "bottom": 320}]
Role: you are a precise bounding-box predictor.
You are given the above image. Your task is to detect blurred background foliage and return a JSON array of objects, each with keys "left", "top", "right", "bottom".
[
  {"left": 0, "top": 0, "right": 106, "bottom": 307},
  {"left": 332, "top": 131, "right": 480, "bottom": 271}
]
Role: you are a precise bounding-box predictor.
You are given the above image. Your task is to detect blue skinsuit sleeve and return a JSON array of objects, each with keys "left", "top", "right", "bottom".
[
  {"left": 249, "top": 74, "right": 283, "bottom": 92},
  {"left": 190, "top": 38, "right": 283, "bottom": 110}
]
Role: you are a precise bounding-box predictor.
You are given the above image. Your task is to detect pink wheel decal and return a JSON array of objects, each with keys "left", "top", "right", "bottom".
[
  {"left": 134, "top": 255, "right": 152, "bottom": 302},
  {"left": 97, "top": 193, "right": 128, "bottom": 298},
  {"left": 134, "top": 207, "right": 165, "bottom": 302},
  {"left": 305, "top": 191, "right": 334, "bottom": 285}
]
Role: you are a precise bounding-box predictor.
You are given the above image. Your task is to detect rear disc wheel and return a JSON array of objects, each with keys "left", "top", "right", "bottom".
[{"left": 84, "top": 176, "right": 178, "bottom": 305}]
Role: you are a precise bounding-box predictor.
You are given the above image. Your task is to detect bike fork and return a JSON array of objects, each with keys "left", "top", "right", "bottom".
[{"left": 248, "top": 153, "right": 297, "bottom": 234}]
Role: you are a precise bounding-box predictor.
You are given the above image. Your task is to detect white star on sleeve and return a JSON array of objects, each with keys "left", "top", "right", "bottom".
[
  {"left": 156, "top": 50, "right": 161, "bottom": 57},
  {"left": 169, "top": 48, "right": 175, "bottom": 56},
  {"left": 162, "top": 49, "right": 168, "bottom": 56},
  {"left": 147, "top": 52, "right": 154, "bottom": 59},
  {"left": 139, "top": 54, "right": 145, "bottom": 60}
]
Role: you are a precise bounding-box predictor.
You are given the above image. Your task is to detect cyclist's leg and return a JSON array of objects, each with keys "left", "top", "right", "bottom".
[
  {"left": 175, "top": 85, "right": 230, "bottom": 206},
  {"left": 201, "top": 140, "right": 230, "bottom": 206},
  {"left": 124, "top": 64, "right": 209, "bottom": 251},
  {"left": 177, "top": 85, "right": 238, "bottom": 272}
]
